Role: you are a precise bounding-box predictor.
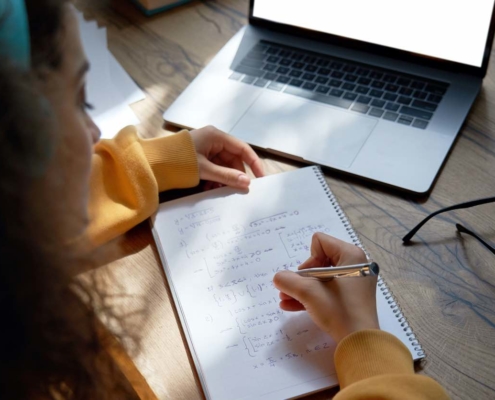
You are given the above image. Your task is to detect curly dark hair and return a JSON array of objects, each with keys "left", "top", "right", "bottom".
[{"left": 0, "top": 1, "right": 138, "bottom": 399}]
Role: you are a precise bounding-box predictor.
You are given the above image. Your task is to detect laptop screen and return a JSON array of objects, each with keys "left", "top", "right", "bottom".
[{"left": 252, "top": 0, "right": 495, "bottom": 68}]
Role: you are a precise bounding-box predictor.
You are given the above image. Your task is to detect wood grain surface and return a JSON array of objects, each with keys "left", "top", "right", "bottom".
[{"left": 76, "top": 1, "right": 495, "bottom": 399}]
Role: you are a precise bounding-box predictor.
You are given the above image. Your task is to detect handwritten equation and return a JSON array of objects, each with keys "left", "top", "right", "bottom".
[{"left": 163, "top": 203, "right": 340, "bottom": 376}]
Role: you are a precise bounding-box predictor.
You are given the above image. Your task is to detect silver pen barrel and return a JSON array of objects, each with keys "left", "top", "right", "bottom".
[{"left": 295, "top": 262, "right": 379, "bottom": 280}]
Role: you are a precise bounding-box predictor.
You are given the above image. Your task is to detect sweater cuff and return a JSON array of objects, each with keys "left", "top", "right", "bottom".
[
  {"left": 139, "top": 130, "right": 199, "bottom": 192},
  {"left": 334, "top": 330, "right": 414, "bottom": 389}
]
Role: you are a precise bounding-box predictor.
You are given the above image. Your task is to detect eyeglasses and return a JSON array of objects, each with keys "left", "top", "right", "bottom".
[{"left": 402, "top": 197, "right": 495, "bottom": 255}]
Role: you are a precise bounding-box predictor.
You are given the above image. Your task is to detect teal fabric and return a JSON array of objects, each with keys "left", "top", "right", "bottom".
[{"left": 0, "top": 0, "right": 30, "bottom": 70}]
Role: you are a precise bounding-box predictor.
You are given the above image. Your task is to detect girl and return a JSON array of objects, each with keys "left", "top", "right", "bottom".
[{"left": 0, "top": 0, "right": 449, "bottom": 398}]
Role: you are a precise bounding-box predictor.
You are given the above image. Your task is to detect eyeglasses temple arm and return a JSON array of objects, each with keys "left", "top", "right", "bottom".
[
  {"left": 456, "top": 224, "right": 495, "bottom": 255},
  {"left": 402, "top": 196, "right": 495, "bottom": 243}
]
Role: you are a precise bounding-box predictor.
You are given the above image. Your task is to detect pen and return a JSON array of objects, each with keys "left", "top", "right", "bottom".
[{"left": 295, "top": 262, "right": 379, "bottom": 280}]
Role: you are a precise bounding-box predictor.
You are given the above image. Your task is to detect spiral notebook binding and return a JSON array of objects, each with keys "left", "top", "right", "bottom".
[{"left": 312, "top": 166, "right": 425, "bottom": 359}]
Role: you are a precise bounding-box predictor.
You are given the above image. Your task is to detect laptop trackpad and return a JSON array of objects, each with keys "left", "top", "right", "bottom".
[{"left": 231, "top": 91, "right": 377, "bottom": 169}]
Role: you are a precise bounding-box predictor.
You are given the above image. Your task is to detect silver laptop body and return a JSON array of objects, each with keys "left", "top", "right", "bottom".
[{"left": 164, "top": 1, "right": 495, "bottom": 194}]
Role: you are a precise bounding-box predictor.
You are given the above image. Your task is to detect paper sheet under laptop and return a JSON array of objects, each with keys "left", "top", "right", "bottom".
[{"left": 76, "top": 13, "right": 145, "bottom": 138}]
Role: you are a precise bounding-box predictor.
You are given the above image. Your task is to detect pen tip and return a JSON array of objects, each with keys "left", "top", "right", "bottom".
[{"left": 370, "top": 262, "right": 379, "bottom": 276}]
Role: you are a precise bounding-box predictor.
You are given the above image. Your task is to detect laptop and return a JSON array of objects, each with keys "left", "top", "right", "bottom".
[{"left": 163, "top": 0, "right": 495, "bottom": 194}]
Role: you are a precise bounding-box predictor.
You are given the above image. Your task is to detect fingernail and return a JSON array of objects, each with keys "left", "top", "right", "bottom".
[{"left": 237, "top": 174, "right": 250, "bottom": 186}]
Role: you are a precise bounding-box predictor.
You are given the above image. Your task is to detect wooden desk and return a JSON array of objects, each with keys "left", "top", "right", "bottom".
[{"left": 77, "top": 1, "right": 495, "bottom": 399}]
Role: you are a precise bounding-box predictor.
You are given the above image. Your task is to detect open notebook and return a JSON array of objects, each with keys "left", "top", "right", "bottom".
[{"left": 151, "top": 166, "right": 423, "bottom": 400}]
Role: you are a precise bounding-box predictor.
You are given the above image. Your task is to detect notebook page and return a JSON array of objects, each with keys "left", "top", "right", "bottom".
[{"left": 152, "top": 167, "right": 415, "bottom": 400}]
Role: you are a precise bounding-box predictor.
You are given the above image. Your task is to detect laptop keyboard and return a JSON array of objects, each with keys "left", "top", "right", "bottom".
[{"left": 230, "top": 40, "right": 449, "bottom": 130}]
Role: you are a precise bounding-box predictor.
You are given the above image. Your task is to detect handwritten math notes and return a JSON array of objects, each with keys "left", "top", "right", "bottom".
[{"left": 153, "top": 168, "right": 351, "bottom": 399}]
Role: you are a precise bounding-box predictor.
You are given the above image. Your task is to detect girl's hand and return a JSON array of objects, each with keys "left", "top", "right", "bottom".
[
  {"left": 190, "top": 126, "right": 264, "bottom": 189},
  {"left": 273, "top": 233, "right": 380, "bottom": 344}
]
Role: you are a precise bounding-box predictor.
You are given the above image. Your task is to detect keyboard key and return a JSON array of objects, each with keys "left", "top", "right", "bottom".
[
  {"left": 329, "top": 79, "right": 342, "bottom": 87},
  {"left": 331, "top": 61, "right": 344, "bottom": 69},
  {"left": 331, "top": 71, "right": 344, "bottom": 79},
  {"left": 302, "top": 82, "right": 317, "bottom": 90},
  {"left": 371, "top": 99, "right": 386, "bottom": 108},
  {"left": 291, "top": 53, "right": 304, "bottom": 61},
  {"left": 428, "top": 94, "right": 442, "bottom": 103},
  {"left": 317, "top": 59, "right": 330, "bottom": 67},
  {"left": 318, "top": 68, "right": 332, "bottom": 76},
  {"left": 397, "top": 78, "right": 411, "bottom": 86},
  {"left": 316, "top": 85, "right": 330, "bottom": 94},
  {"left": 292, "top": 61, "right": 304, "bottom": 69},
  {"left": 356, "top": 95, "right": 372, "bottom": 104},
  {"left": 344, "top": 74, "right": 358, "bottom": 82},
  {"left": 229, "top": 72, "right": 242, "bottom": 81},
  {"left": 399, "top": 106, "right": 433, "bottom": 120},
  {"left": 304, "top": 56, "right": 316, "bottom": 63},
  {"left": 276, "top": 66, "right": 290, "bottom": 74},
  {"left": 358, "top": 77, "right": 372, "bottom": 85},
  {"left": 412, "top": 119, "right": 429, "bottom": 129},
  {"left": 356, "top": 68, "right": 370, "bottom": 76},
  {"left": 369, "top": 71, "right": 383, "bottom": 79},
  {"left": 266, "top": 47, "right": 280, "bottom": 55},
  {"left": 383, "top": 92, "right": 398, "bottom": 101},
  {"left": 279, "top": 58, "right": 292, "bottom": 66},
  {"left": 397, "top": 96, "right": 412, "bottom": 105},
  {"left": 263, "top": 63, "right": 277, "bottom": 72},
  {"left": 371, "top": 80, "right": 385, "bottom": 89},
  {"left": 267, "top": 82, "right": 285, "bottom": 91},
  {"left": 284, "top": 86, "right": 353, "bottom": 109},
  {"left": 385, "top": 83, "right": 399, "bottom": 92},
  {"left": 411, "top": 81, "right": 426, "bottom": 90},
  {"left": 399, "top": 87, "right": 413, "bottom": 96},
  {"left": 351, "top": 103, "right": 370, "bottom": 113},
  {"left": 263, "top": 72, "right": 278, "bottom": 80},
  {"left": 289, "top": 70, "right": 303, "bottom": 78},
  {"left": 234, "top": 65, "right": 264, "bottom": 77},
  {"left": 356, "top": 86, "right": 370, "bottom": 94},
  {"left": 398, "top": 115, "right": 413, "bottom": 125},
  {"left": 289, "top": 78, "right": 304, "bottom": 87},
  {"left": 412, "top": 99, "right": 437, "bottom": 112},
  {"left": 383, "top": 111, "right": 399, "bottom": 121},
  {"left": 305, "top": 65, "right": 318, "bottom": 72},
  {"left": 370, "top": 89, "right": 384, "bottom": 98},
  {"left": 369, "top": 107, "right": 384, "bottom": 117},
  {"left": 252, "top": 44, "right": 268, "bottom": 52},
  {"left": 343, "top": 92, "right": 358, "bottom": 101},
  {"left": 315, "top": 76, "right": 329, "bottom": 84},
  {"left": 342, "top": 82, "right": 356, "bottom": 91},
  {"left": 383, "top": 74, "right": 397, "bottom": 83},
  {"left": 385, "top": 102, "right": 400, "bottom": 112},
  {"left": 343, "top": 65, "right": 357, "bottom": 73},
  {"left": 241, "top": 58, "right": 264, "bottom": 68},
  {"left": 246, "top": 51, "right": 265, "bottom": 61},
  {"left": 330, "top": 88, "right": 344, "bottom": 97},
  {"left": 302, "top": 73, "right": 316, "bottom": 81},
  {"left": 279, "top": 49, "right": 292, "bottom": 57},
  {"left": 425, "top": 84, "right": 447, "bottom": 95},
  {"left": 241, "top": 76, "right": 256, "bottom": 84},
  {"left": 254, "top": 78, "right": 269, "bottom": 87},
  {"left": 276, "top": 75, "right": 290, "bottom": 84},
  {"left": 413, "top": 90, "right": 427, "bottom": 99},
  {"left": 267, "top": 56, "right": 280, "bottom": 63}
]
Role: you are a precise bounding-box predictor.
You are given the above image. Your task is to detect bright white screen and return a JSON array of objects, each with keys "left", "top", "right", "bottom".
[{"left": 253, "top": 0, "right": 495, "bottom": 67}]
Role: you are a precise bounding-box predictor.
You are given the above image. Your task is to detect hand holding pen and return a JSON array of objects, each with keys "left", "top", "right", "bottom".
[{"left": 273, "top": 233, "right": 380, "bottom": 344}]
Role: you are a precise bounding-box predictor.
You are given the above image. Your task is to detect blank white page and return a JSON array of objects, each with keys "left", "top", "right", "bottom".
[{"left": 152, "top": 167, "right": 421, "bottom": 400}]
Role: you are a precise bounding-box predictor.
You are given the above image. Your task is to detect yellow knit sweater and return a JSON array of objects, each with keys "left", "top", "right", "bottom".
[{"left": 89, "top": 126, "right": 449, "bottom": 399}]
